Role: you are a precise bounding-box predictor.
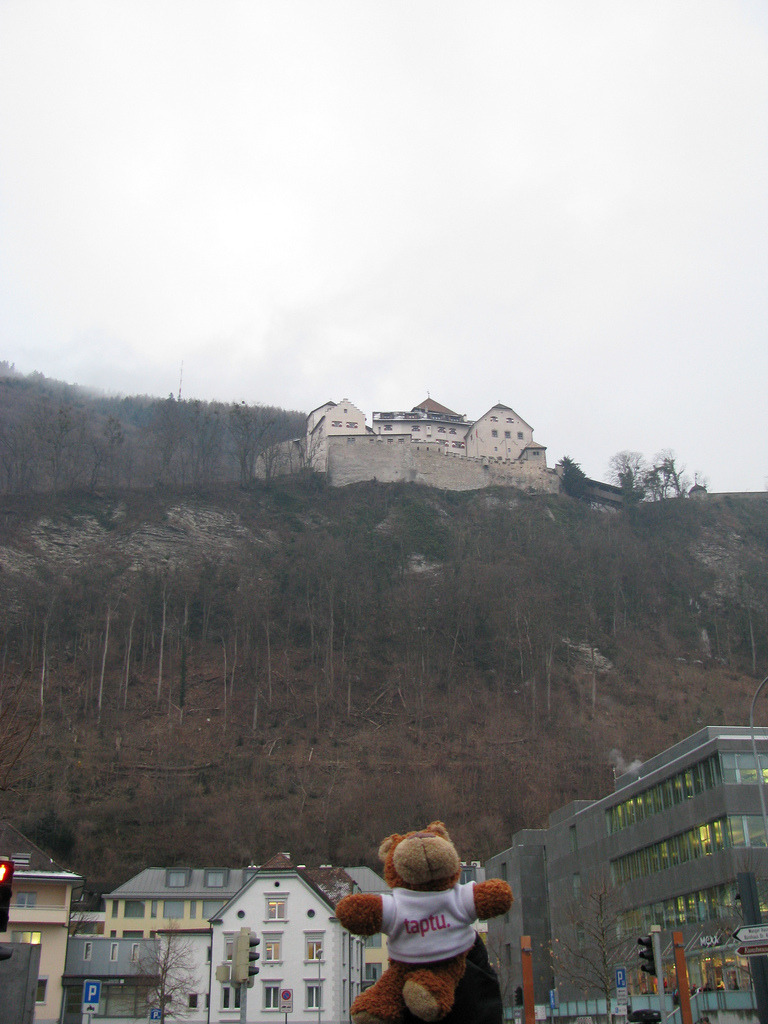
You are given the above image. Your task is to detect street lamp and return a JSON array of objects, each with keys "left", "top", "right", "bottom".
[{"left": 749, "top": 674, "right": 768, "bottom": 844}]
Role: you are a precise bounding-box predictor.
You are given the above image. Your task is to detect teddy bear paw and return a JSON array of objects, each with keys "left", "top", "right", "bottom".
[
  {"left": 402, "top": 978, "right": 445, "bottom": 1022},
  {"left": 351, "top": 1012, "right": 397, "bottom": 1024}
]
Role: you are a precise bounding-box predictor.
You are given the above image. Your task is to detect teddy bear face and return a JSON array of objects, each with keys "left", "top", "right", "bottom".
[{"left": 379, "top": 821, "right": 462, "bottom": 892}]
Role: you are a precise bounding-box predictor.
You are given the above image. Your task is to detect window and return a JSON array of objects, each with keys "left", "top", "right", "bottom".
[
  {"left": 203, "top": 900, "right": 224, "bottom": 918},
  {"left": 506, "top": 417, "right": 513, "bottom": 423},
  {"left": 267, "top": 898, "right": 286, "bottom": 921},
  {"left": 36, "top": 978, "right": 47, "bottom": 1004},
  {"left": 491, "top": 430, "right": 498, "bottom": 438},
  {"left": 131, "top": 943, "right": 140, "bottom": 962},
  {"left": 110, "top": 942, "right": 119, "bottom": 962},
  {"left": 517, "top": 431, "right": 524, "bottom": 439},
  {"left": 164, "top": 900, "right": 184, "bottom": 919},
  {"left": 111, "top": 901, "right": 118, "bottom": 917},
  {"left": 306, "top": 935, "right": 323, "bottom": 961},
  {"left": 265, "top": 985, "right": 280, "bottom": 1009},
  {"left": 205, "top": 869, "right": 226, "bottom": 887},
  {"left": 83, "top": 942, "right": 93, "bottom": 961},
  {"left": 222, "top": 986, "right": 241, "bottom": 1009},
  {"left": 11, "top": 931, "right": 41, "bottom": 944},
  {"left": 332, "top": 420, "right": 342, "bottom": 427},
  {"left": 365, "top": 933, "right": 382, "bottom": 948},
  {"left": 167, "top": 870, "right": 188, "bottom": 888},
  {"left": 15, "top": 892, "right": 36, "bottom": 907},
  {"left": 307, "top": 983, "right": 322, "bottom": 1009},
  {"left": 365, "top": 963, "right": 382, "bottom": 983},
  {"left": 346, "top": 421, "right": 358, "bottom": 428},
  {"left": 264, "top": 937, "right": 282, "bottom": 962},
  {"left": 504, "top": 431, "right": 511, "bottom": 439},
  {"left": 188, "top": 993, "right": 198, "bottom": 1009},
  {"left": 490, "top": 416, "right": 498, "bottom": 422},
  {"left": 124, "top": 900, "right": 145, "bottom": 918},
  {"left": 189, "top": 900, "right": 197, "bottom": 918},
  {"left": 411, "top": 425, "right": 420, "bottom": 431}
]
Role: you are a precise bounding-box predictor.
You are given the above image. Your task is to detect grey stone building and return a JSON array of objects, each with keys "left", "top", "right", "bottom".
[{"left": 487, "top": 726, "right": 768, "bottom": 1018}]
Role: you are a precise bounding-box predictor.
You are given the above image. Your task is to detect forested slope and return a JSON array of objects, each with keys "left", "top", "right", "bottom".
[{"left": 1, "top": 473, "right": 766, "bottom": 892}]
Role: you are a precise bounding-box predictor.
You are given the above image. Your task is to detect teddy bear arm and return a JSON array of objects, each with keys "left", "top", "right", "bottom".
[
  {"left": 473, "top": 878, "right": 513, "bottom": 920},
  {"left": 335, "top": 893, "right": 383, "bottom": 935}
]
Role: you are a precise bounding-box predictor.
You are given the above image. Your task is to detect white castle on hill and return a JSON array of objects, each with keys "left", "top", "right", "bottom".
[{"left": 299, "top": 397, "right": 560, "bottom": 493}]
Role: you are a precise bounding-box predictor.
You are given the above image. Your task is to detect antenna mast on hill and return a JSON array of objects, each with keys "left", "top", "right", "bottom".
[{"left": 178, "top": 361, "right": 184, "bottom": 401}]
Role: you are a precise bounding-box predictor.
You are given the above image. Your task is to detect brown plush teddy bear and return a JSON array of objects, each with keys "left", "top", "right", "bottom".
[{"left": 335, "top": 821, "right": 513, "bottom": 1024}]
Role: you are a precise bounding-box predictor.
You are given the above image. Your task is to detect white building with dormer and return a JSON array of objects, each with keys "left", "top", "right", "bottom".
[{"left": 210, "top": 853, "right": 363, "bottom": 1023}]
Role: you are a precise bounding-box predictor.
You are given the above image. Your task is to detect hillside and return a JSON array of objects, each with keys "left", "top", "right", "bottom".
[{"left": 0, "top": 476, "right": 766, "bottom": 893}]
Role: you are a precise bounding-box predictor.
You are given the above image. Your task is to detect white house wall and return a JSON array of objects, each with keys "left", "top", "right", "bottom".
[{"left": 210, "top": 873, "right": 363, "bottom": 1024}]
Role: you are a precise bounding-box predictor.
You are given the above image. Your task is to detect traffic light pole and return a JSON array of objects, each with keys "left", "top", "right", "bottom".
[
  {"left": 520, "top": 935, "right": 535, "bottom": 1024},
  {"left": 738, "top": 872, "right": 768, "bottom": 1024},
  {"left": 240, "top": 982, "right": 247, "bottom": 1024},
  {"left": 651, "top": 928, "right": 667, "bottom": 1024}
]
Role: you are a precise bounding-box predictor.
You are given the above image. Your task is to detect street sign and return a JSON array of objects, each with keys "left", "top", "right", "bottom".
[
  {"left": 738, "top": 943, "right": 768, "bottom": 957},
  {"left": 149, "top": 1010, "right": 162, "bottom": 1022},
  {"left": 280, "top": 988, "right": 293, "bottom": 1011},
  {"left": 82, "top": 979, "right": 101, "bottom": 1013},
  {"left": 734, "top": 925, "right": 768, "bottom": 943},
  {"left": 616, "top": 966, "right": 628, "bottom": 1006}
]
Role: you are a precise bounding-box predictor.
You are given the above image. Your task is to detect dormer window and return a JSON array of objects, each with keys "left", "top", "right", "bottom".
[
  {"left": 205, "top": 869, "right": 227, "bottom": 888},
  {"left": 167, "top": 870, "right": 189, "bottom": 888}
]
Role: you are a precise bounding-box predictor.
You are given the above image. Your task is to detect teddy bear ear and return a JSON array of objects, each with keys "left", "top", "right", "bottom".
[
  {"left": 427, "top": 821, "right": 450, "bottom": 840},
  {"left": 378, "top": 835, "right": 400, "bottom": 861}
]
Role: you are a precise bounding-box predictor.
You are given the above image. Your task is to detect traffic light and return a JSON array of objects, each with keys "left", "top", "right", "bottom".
[
  {"left": 515, "top": 986, "right": 524, "bottom": 1006},
  {"left": 233, "top": 928, "right": 260, "bottom": 985},
  {"left": 0, "top": 860, "right": 14, "bottom": 933},
  {"left": 638, "top": 935, "right": 656, "bottom": 976}
]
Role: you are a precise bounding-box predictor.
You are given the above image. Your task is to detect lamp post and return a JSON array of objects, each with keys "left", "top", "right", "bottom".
[{"left": 749, "top": 674, "right": 768, "bottom": 843}]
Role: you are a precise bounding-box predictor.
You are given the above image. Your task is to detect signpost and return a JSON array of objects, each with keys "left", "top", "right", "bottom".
[
  {"left": 734, "top": 926, "right": 768, "bottom": 945},
  {"left": 82, "top": 979, "right": 101, "bottom": 1019},
  {"left": 616, "top": 966, "right": 628, "bottom": 1015},
  {"left": 739, "top": 944, "right": 768, "bottom": 957},
  {"left": 280, "top": 987, "right": 293, "bottom": 1024}
]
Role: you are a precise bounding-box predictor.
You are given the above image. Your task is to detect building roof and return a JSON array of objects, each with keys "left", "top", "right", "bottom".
[
  {"left": 0, "top": 820, "right": 81, "bottom": 880},
  {"left": 412, "top": 398, "right": 463, "bottom": 418},
  {"left": 107, "top": 866, "right": 251, "bottom": 899}
]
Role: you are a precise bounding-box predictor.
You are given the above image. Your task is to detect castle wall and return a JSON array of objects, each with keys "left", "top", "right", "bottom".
[{"left": 326, "top": 436, "right": 560, "bottom": 493}]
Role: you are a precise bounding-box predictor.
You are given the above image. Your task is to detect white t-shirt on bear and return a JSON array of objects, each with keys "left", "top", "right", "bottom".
[{"left": 379, "top": 882, "right": 478, "bottom": 963}]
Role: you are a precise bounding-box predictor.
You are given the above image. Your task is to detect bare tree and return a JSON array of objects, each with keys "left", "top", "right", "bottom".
[
  {"left": 139, "top": 925, "right": 198, "bottom": 1020},
  {"left": 551, "top": 874, "right": 630, "bottom": 1022}
]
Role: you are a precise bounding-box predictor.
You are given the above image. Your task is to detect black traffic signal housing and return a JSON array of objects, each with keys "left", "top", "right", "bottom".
[
  {"left": 515, "top": 986, "right": 524, "bottom": 1006},
  {"left": 0, "top": 860, "right": 14, "bottom": 933},
  {"left": 638, "top": 935, "right": 656, "bottom": 976},
  {"left": 246, "top": 932, "right": 260, "bottom": 986}
]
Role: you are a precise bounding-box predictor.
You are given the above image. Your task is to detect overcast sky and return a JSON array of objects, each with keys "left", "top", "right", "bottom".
[{"left": 1, "top": 2, "right": 766, "bottom": 491}]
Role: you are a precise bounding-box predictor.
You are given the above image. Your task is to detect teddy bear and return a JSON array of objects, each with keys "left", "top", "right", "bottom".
[{"left": 335, "top": 821, "right": 513, "bottom": 1024}]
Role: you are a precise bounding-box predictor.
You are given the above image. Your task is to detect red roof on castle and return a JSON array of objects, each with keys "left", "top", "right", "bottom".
[{"left": 412, "top": 398, "right": 464, "bottom": 418}]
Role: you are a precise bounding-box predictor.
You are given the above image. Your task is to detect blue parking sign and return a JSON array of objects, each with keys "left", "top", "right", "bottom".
[
  {"left": 149, "top": 1011, "right": 162, "bottom": 1022},
  {"left": 82, "top": 979, "right": 101, "bottom": 1012}
]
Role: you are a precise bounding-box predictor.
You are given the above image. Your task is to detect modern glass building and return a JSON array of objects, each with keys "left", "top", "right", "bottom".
[{"left": 487, "top": 727, "right": 768, "bottom": 1017}]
